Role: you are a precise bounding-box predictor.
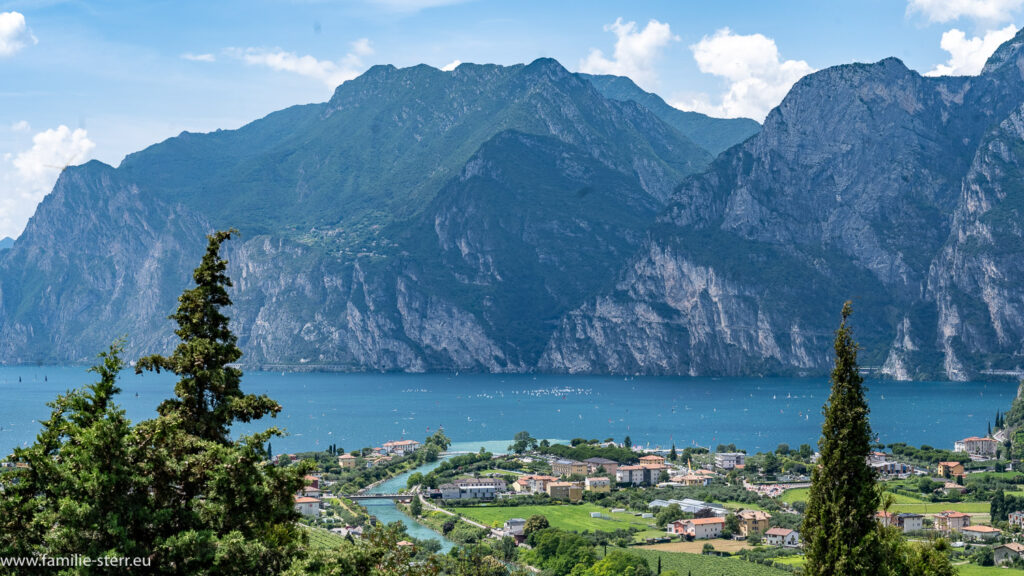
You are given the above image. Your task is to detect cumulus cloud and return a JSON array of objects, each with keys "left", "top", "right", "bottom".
[
  {"left": 441, "top": 59, "right": 461, "bottom": 71},
  {"left": 0, "top": 11, "right": 37, "bottom": 57},
  {"left": 579, "top": 18, "right": 678, "bottom": 89},
  {"left": 672, "top": 28, "right": 813, "bottom": 121},
  {"left": 0, "top": 125, "right": 95, "bottom": 238},
  {"left": 181, "top": 52, "right": 216, "bottom": 62},
  {"left": 926, "top": 25, "right": 1017, "bottom": 75},
  {"left": 908, "top": 0, "right": 1024, "bottom": 23},
  {"left": 10, "top": 120, "right": 30, "bottom": 132},
  {"left": 229, "top": 38, "right": 373, "bottom": 88}
]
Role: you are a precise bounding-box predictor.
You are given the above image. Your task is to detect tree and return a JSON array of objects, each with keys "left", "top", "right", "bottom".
[
  {"left": 510, "top": 431, "right": 537, "bottom": 454},
  {"left": 802, "top": 302, "right": 881, "bottom": 576},
  {"left": 0, "top": 342, "right": 144, "bottom": 564},
  {"left": 524, "top": 514, "right": 550, "bottom": 535},
  {"left": 776, "top": 443, "right": 790, "bottom": 455},
  {"left": 131, "top": 230, "right": 311, "bottom": 574},
  {"left": 624, "top": 436, "right": 632, "bottom": 449},
  {"left": 669, "top": 444, "right": 677, "bottom": 461},
  {"left": 799, "top": 444, "right": 813, "bottom": 459},
  {"left": 582, "top": 550, "right": 652, "bottom": 576},
  {"left": 409, "top": 496, "right": 423, "bottom": 517},
  {"left": 655, "top": 504, "right": 684, "bottom": 528}
]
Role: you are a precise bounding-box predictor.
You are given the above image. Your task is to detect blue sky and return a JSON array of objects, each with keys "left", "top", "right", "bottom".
[{"left": 0, "top": 0, "right": 1021, "bottom": 238}]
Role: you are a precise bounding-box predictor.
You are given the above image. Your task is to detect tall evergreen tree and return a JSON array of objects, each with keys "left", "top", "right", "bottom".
[{"left": 802, "top": 302, "right": 880, "bottom": 576}]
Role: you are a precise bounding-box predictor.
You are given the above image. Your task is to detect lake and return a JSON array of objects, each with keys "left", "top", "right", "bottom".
[{"left": 0, "top": 366, "right": 1016, "bottom": 456}]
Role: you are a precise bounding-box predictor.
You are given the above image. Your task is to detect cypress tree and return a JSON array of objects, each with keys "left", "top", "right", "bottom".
[{"left": 802, "top": 302, "right": 880, "bottom": 576}]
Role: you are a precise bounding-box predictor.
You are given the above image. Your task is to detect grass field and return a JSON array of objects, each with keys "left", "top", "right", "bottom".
[
  {"left": 722, "top": 500, "right": 766, "bottom": 511},
  {"left": 955, "top": 564, "right": 1024, "bottom": 575},
  {"left": 780, "top": 487, "right": 809, "bottom": 504},
  {"left": 301, "top": 525, "right": 347, "bottom": 551},
  {"left": 781, "top": 487, "right": 990, "bottom": 516},
  {"left": 609, "top": 547, "right": 788, "bottom": 576},
  {"left": 452, "top": 504, "right": 655, "bottom": 533}
]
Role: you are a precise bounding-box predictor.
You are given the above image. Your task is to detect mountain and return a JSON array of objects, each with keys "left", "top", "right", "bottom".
[
  {"left": 0, "top": 238, "right": 12, "bottom": 251},
  {"left": 6, "top": 36, "right": 1024, "bottom": 380},
  {"left": 579, "top": 73, "right": 761, "bottom": 156},
  {"left": 0, "top": 59, "right": 721, "bottom": 367},
  {"left": 540, "top": 32, "right": 1024, "bottom": 380}
]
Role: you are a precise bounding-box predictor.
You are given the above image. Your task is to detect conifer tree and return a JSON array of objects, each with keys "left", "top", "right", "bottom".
[{"left": 802, "top": 302, "right": 880, "bottom": 576}]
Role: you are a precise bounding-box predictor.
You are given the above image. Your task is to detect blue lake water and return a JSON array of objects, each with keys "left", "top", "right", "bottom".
[{"left": 0, "top": 367, "right": 1016, "bottom": 456}]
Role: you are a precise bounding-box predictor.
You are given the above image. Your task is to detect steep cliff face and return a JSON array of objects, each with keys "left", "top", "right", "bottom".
[{"left": 542, "top": 31, "right": 1024, "bottom": 380}]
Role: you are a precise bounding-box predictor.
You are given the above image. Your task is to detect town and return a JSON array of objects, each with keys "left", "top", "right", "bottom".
[{"left": 280, "top": 425, "right": 1024, "bottom": 575}]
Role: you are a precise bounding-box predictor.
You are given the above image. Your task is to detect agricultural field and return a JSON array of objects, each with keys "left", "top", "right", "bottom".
[
  {"left": 780, "top": 488, "right": 810, "bottom": 504},
  {"left": 301, "top": 526, "right": 347, "bottom": 551},
  {"left": 722, "top": 500, "right": 766, "bottom": 511},
  {"left": 452, "top": 503, "right": 655, "bottom": 533},
  {"left": 955, "top": 564, "right": 1024, "bottom": 575},
  {"left": 781, "top": 487, "right": 990, "bottom": 516},
  {"left": 609, "top": 547, "right": 788, "bottom": 576},
  {"left": 640, "top": 538, "right": 753, "bottom": 554}
]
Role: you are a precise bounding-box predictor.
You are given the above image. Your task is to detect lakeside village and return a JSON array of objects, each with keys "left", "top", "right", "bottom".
[{"left": 279, "top": 424, "right": 1024, "bottom": 575}]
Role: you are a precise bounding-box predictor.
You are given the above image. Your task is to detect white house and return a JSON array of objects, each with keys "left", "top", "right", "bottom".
[
  {"left": 953, "top": 436, "right": 997, "bottom": 459},
  {"left": 382, "top": 439, "right": 421, "bottom": 456},
  {"left": 714, "top": 452, "right": 745, "bottom": 470},
  {"left": 765, "top": 528, "right": 800, "bottom": 547},
  {"left": 668, "top": 517, "right": 724, "bottom": 539},
  {"left": 897, "top": 513, "right": 924, "bottom": 532},
  {"left": 294, "top": 496, "right": 320, "bottom": 517}
]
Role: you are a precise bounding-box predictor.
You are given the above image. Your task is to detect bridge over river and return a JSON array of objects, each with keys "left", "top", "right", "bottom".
[{"left": 344, "top": 493, "right": 415, "bottom": 502}]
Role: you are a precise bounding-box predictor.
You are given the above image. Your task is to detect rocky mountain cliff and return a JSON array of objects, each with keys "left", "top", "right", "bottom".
[
  {"left": 0, "top": 59, "right": 732, "bottom": 368},
  {"left": 540, "top": 31, "right": 1024, "bottom": 380},
  {"left": 4, "top": 38, "right": 1024, "bottom": 379}
]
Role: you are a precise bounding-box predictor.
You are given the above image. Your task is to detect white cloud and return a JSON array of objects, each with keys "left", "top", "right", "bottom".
[
  {"left": 229, "top": 38, "right": 373, "bottom": 88},
  {"left": 10, "top": 120, "right": 30, "bottom": 132},
  {"left": 672, "top": 28, "right": 813, "bottom": 121},
  {"left": 925, "top": 25, "right": 1017, "bottom": 75},
  {"left": 441, "top": 59, "right": 461, "bottom": 71},
  {"left": 908, "top": 0, "right": 1024, "bottom": 23},
  {"left": 0, "top": 125, "right": 95, "bottom": 238},
  {"left": 579, "top": 18, "right": 678, "bottom": 89},
  {"left": 0, "top": 11, "right": 37, "bottom": 57},
  {"left": 181, "top": 52, "right": 216, "bottom": 62}
]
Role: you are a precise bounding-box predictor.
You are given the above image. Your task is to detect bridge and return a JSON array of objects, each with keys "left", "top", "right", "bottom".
[{"left": 343, "top": 493, "right": 415, "bottom": 502}]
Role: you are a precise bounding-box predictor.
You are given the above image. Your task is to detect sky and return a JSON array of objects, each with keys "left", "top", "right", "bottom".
[{"left": 0, "top": 0, "right": 1021, "bottom": 239}]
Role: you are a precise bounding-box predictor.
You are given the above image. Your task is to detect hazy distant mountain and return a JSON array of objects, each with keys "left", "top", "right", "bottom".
[
  {"left": 5, "top": 36, "right": 1024, "bottom": 381},
  {"left": 579, "top": 73, "right": 761, "bottom": 155},
  {"left": 0, "top": 238, "right": 12, "bottom": 252}
]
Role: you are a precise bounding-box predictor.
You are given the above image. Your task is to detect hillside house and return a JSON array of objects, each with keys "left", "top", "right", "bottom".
[
  {"left": 995, "top": 543, "right": 1024, "bottom": 565},
  {"left": 765, "top": 528, "right": 800, "bottom": 547},
  {"left": 738, "top": 510, "right": 772, "bottom": 536},
  {"left": 551, "top": 459, "right": 588, "bottom": 477},
  {"left": 715, "top": 452, "right": 745, "bottom": 470},
  {"left": 668, "top": 517, "right": 725, "bottom": 539},
  {"left": 584, "top": 476, "right": 611, "bottom": 492},
  {"left": 338, "top": 453, "right": 358, "bottom": 469},
  {"left": 294, "top": 496, "right": 320, "bottom": 517},
  {"left": 962, "top": 525, "right": 1002, "bottom": 542},
  {"left": 584, "top": 457, "right": 618, "bottom": 475},
  {"left": 547, "top": 481, "right": 583, "bottom": 502},
  {"left": 934, "top": 511, "right": 970, "bottom": 533},
  {"left": 954, "top": 436, "right": 997, "bottom": 460},
  {"left": 382, "top": 439, "right": 421, "bottom": 456}
]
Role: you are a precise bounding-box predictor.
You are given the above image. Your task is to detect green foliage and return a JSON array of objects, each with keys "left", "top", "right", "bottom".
[
  {"left": 581, "top": 550, "right": 652, "bottom": 576},
  {"left": 409, "top": 496, "right": 423, "bottom": 517},
  {"left": 655, "top": 504, "right": 685, "bottom": 528},
  {"left": 521, "top": 528, "right": 596, "bottom": 576},
  {"left": 525, "top": 514, "right": 550, "bottom": 534},
  {"left": 802, "top": 303, "right": 881, "bottom": 576},
  {"left": 537, "top": 442, "right": 638, "bottom": 464},
  {"left": 510, "top": 430, "right": 538, "bottom": 454}
]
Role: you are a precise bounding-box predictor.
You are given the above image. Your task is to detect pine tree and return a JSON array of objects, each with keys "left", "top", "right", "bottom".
[
  {"left": 669, "top": 444, "right": 677, "bottom": 461},
  {"left": 802, "top": 302, "right": 881, "bottom": 576}
]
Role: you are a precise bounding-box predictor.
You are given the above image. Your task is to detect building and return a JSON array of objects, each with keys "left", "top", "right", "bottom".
[
  {"left": 439, "top": 478, "right": 507, "bottom": 500},
  {"left": 547, "top": 481, "right": 583, "bottom": 502},
  {"left": 649, "top": 498, "right": 728, "bottom": 517},
  {"left": 517, "top": 474, "right": 558, "bottom": 494},
  {"left": 382, "top": 440, "right": 421, "bottom": 456},
  {"left": 294, "top": 496, "right": 320, "bottom": 517},
  {"left": 616, "top": 463, "right": 668, "bottom": 486},
  {"left": 585, "top": 476, "right": 611, "bottom": 492},
  {"left": 715, "top": 452, "right": 746, "bottom": 470},
  {"left": 504, "top": 518, "right": 527, "bottom": 537},
  {"left": 668, "top": 473, "right": 709, "bottom": 487},
  {"left": 995, "top": 543, "right": 1024, "bottom": 565},
  {"left": 638, "top": 454, "right": 666, "bottom": 466},
  {"left": 934, "top": 510, "right": 971, "bottom": 533},
  {"left": 875, "top": 511, "right": 897, "bottom": 527},
  {"left": 583, "top": 457, "right": 618, "bottom": 475},
  {"left": 765, "top": 528, "right": 800, "bottom": 547},
  {"left": 304, "top": 475, "right": 321, "bottom": 489},
  {"left": 551, "top": 459, "right": 588, "bottom": 477},
  {"left": 301, "top": 485, "right": 321, "bottom": 498},
  {"left": 1009, "top": 510, "right": 1024, "bottom": 529},
  {"left": 338, "top": 453, "right": 358, "bottom": 469},
  {"left": 871, "top": 461, "right": 912, "bottom": 477},
  {"left": 962, "top": 525, "right": 1002, "bottom": 542},
  {"left": 897, "top": 513, "right": 924, "bottom": 532},
  {"left": 737, "top": 510, "right": 772, "bottom": 536},
  {"left": 954, "top": 436, "right": 998, "bottom": 460},
  {"left": 937, "top": 461, "right": 965, "bottom": 478},
  {"left": 668, "top": 517, "right": 725, "bottom": 539}
]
